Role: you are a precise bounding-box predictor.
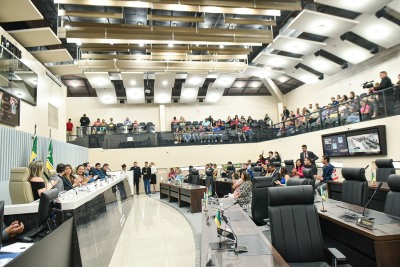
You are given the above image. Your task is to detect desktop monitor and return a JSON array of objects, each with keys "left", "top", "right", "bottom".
[
  {"left": 0, "top": 201, "right": 4, "bottom": 249},
  {"left": 37, "top": 189, "right": 58, "bottom": 227}
]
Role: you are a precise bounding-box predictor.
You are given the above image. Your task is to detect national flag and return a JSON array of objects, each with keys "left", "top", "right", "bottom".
[
  {"left": 29, "top": 134, "right": 38, "bottom": 163},
  {"left": 320, "top": 187, "right": 327, "bottom": 202},
  {"left": 371, "top": 170, "right": 376, "bottom": 183},
  {"left": 214, "top": 209, "right": 222, "bottom": 228},
  {"left": 331, "top": 168, "right": 339, "bottom": 181},
  {"left": 46, "top": 138, "right": 54, "bottom": 170}
]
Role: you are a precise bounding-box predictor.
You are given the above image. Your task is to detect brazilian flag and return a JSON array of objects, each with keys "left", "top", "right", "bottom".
[
  {"left": 29, "top": 134, "right": 38, "bottom": 163},
  {"left": 46, "top": 138, "right": 54, "bottom": 170},
  {"left": 215, "top": 209, "right": 222, "bottom": 228}
]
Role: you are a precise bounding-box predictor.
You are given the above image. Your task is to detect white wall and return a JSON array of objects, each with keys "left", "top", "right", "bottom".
[
  {"left": 66, "top": 96, "right": 279, "bottom": 131},
  {"left": 284, "top": 45, "right": 400, "bottom": 112},
  {"left": 0, "top": 27, "right": 67, "bottom": 141}
]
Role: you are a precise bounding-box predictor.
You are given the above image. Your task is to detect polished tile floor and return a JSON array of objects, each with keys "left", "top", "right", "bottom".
[{"left": 109, "top": 195, "right": 196, "bottom": 267}]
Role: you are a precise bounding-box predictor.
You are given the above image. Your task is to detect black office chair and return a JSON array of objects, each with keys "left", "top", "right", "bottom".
[
  {"left": 268, "top": 185, "right": 347, "bottom": 266},
  {"left": 303, "top": 168, "right": 316, "bottom": 190},
  {"left": 286, "top": 178, "right": 307, "bottom": 186},
  {"left": 191, "top": 170, "right": 201, "bottom": 185},
  {"left": 250, "top": 162, "right": 257, "bottom": 168},
  {"left": 341, "top": 168, "right": 368, "bottom": 206},
  {"left": 384, "top": 174, "right": 400, "bottom": 217},
  {"left": 273, "top": 162, "right": 281, "bottom": 172},
  {"left": 253, "top": 166, "right": 263, "bottom": 177},
  {"left": 251, "top": 176, "right": 274, "bottom": 226},
  {"left": 284, "top": 160, "right": 294, "bottom": 173},
  {"left": 375, "top": 159, "right": 395, "bottom": 182}
]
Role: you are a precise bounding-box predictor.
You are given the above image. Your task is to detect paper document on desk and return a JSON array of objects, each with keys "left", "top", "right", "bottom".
[
  {"left": 0, "top": 258, "right": 13, "bottom": 267},
  {"left": 0, "top": 242, "right": 34, "bottom": 253}
]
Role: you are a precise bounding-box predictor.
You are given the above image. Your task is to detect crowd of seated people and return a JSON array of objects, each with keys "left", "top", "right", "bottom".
[
  {"left": 27, "top": 160, "right": 110, "bottom": 200},
  {"left": 75, "top": 114, "right": 155, "bottom": 135},
  {"left": 276, "top": 72, "right": 400, "bottom": 137},
  {"left": 171, "top": 114, "right": 274, "bottom": 144}
]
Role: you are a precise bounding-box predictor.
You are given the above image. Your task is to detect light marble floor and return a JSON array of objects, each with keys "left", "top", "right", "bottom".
[{"left": 109, "top": 195, "right": 196, "bottom": 267}]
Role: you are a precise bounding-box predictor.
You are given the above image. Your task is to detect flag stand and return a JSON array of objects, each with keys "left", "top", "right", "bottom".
[{"left": 320, "top": 187, "right": 327, "bottom": 212}]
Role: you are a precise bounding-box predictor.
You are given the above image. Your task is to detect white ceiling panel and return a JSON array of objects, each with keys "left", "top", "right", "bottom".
[
  {"left": 14, "top": 71, "right": 37, "bottom": 88},
  {"left": 8, "top": 27, "right": 61, "bottom": 47},
  {"left": 180, "top": 84, "right": 198, "bottom": 103},
  {"left": 285, "top": 68, "right": 320, "bottom": 84},
  {"left": 0, "top": 74, "right": 9, "bottom": 87},
  {"left": 205, "top": 84, "right": 224, "bottom": 103},
  {"left": 121, "top": 72, "right": 145, "bottom": 104},
  {"left": 302, "top": 55, "right": 342, "bottom": 76},
  {"left": 388, "top": 0, "right": 400, "bottom": 13},
  {"left": 350, "top": 14, "right": 400, "bottom": 49},
  {"left": 212, "top": 73, "right": 238, "bottom": 88},
  {"left": 324, "top": 38, "right": 374, "bottom": 65},
  {"left": 154, "top": 72, "right": 175, "bottom": 103},
  {"left": 315, "top": 0, "right": 392, "bottom": 14},
  {"left": 268, "top": 35, "right": 327, "bottom": 55},
  {"left": 94, "top": 87, "right": 117, "bottom": 104},
  {"left": 30, "top": 49, "right": 73, "bottom": 63},
  {"left": 47, "top": 64, "right": 82, "bottom": 76},
  {"left": 286, "top": 9, "right": 358, "bottom": 38},
  {"left": 253, "top": 53, "right": 303, "bottom": 69},
  {"left": 184, "top": 73, "right": 207, "bottom": 88},
  {"left": 0, "top": 0, "right": 43, "bottom": 22},
  {"left": 85, "top": 72, "right": 114, "bottom": 88},
  {"left": 241, "top": 66, "right": 284, "bottom": 79},
  {"left": 9, "top": 81, "right": 35, "bottom": 104}
]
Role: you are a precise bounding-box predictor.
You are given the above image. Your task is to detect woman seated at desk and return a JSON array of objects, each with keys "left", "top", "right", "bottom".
[
  {"left": 174, "top": 168, "right": 184, "bottom": 183},
  {"left": 168, "top": 168, "right": 176, "bottom": 182},
  {"left": 231, "top": 172, "right": 242, "bottom": 198},
  {"left": 237, "top": 172, "right": 252, "bottom": 208},
  {"left": 29, "top": 160, "right": 58, "bottom": 201},
  {"left": 74, "top": 164, "right": 93, "bottom": 185},
  {"left": 274, "top": 167, "right": 290, "bottom": 186},
  {"left": 62, "top": 164, "right": 75, "bottom": 190}
]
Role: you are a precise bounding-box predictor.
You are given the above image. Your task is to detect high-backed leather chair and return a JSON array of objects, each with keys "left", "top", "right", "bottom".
[
  {"left": 341, "top": 168, "right": 368, "bottom": 206},
  {"left": 251, "top": 176, "right": 274, "bottom": 226},
  {"left": 250, "top": 162, "right": 257, "bottom": 168},
  {"left": 384, "top": 174, "right": 400, "bottom": 217},
  {"left": 286, "top": 178, "right": 307, "bottom": 186},
  {"left": 273, "top": 162, "right": 281, "bottom": 172},
  {"left": 375, "top": 159, "right": 395, "bottom": 182},
  {"left": 268, "top": 185, "right": 347, "bottom": 266},
  {"left": 226, "top": 165, "right": 235, "bottom": 179},
  {"left": 191, "top": 170, "right": 201, "bottom": 185},
  {"left": 253, "top": 166, "right": 263, "bottom": 177},
  {"left": 283, "top": 160, "right": 294, "bottom": 174},
  {"left": 9, "top": 167, "right": 34, "bottom": 204},
  {"left": 303, "top": 168, "right": 316, "bottom": 190}
]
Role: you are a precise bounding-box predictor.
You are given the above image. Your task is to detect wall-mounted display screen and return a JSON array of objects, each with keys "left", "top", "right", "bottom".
[
  {"left": 321, "top": 125, "right": 386, "bottom": 157},
  {"left": 0, "top": 87, "right": 20, "bottom": 126}
]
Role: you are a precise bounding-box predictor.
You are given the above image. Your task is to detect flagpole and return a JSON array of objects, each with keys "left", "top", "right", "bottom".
[{"left": 32, "top": 124, "right": 36, "bottom": 138}]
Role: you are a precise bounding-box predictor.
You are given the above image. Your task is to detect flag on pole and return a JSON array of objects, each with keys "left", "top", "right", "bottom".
[
  {"left": 371, "top": 170, "right": 376, "bottom": 183},
  {"left": 320, "top": 187, "right": 327, "bottom": 202},
  {"left": 214, "top": 209, "right": 222, "bottom": 228},
  {"left": 331, "top": 168, "right": 339, "bottom": 181},
  {"left": 46, "top": 138, "right": 54, "bottom": 170},
  {"left": 29, "top": 134, "right": 38, "bottom": 163}
]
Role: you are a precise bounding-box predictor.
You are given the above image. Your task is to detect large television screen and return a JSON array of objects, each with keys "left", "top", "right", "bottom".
[
  {"left": 321, "top": 125, "right": 386, "bottom": 157},
  {"left": 0, "top": 87, "right": 20, "bottom": 126}
]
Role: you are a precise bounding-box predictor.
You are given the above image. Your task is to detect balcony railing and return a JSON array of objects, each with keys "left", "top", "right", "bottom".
[{"left": 67, "top": 85, "right": 400, "bottom": 149}]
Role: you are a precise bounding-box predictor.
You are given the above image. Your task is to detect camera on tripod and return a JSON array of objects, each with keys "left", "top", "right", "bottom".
[{"left": 361, "top": 80, "right": 374, "bottom": 89}]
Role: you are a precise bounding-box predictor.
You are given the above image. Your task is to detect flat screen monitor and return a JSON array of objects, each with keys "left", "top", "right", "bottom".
[
  {"left": 347, "top": 129, "right": 382, "bottom": 156},
  {"left": 322, "top": 134, "right": 349, "bottom": 157},
  {"left": 37, "top": 189, "right": 58, "bottom": 227},
  {"left": 0, "top": 88, "right": 20, "bottom": 126},
  {"left": 0, "top": 201, "right": 4, "bottom": 249}
]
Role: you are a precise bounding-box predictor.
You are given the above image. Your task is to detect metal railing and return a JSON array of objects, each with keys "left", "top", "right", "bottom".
[{"left": 67, "top": 85, "right": 400, "bottom": 149}]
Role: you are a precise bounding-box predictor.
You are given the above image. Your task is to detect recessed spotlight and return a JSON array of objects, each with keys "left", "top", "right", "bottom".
[
  {"left": 65, "top": 25, "right": 71, "bottom": 29},
  {"left": 76, "top": 41, "right": 82, "bottom": 46},
  {"left": 162, "top": 80, "right": 168, "bottom": 86},
  {"left": 110, "top": 42, "right": 113, "bottom": 45},
  {"left": 17, "top": 93, "right": 22, "bottom": 97},
  {"left": 172, "top": 23, "right": 177, "bottom": 27},
  {"left": 244, "top": 45, "right": 249, "bottom": 49},
  {"left": 168, "top": 42, "right": 174, "bottom": 47},
  {"left": 219, "top": 45, "right": 224, "bottom": 48},
  {"left": 139, "top": 42, "right": 144, "bottom": 47},
  {"left": 318, "top": 24, "right": 325, "bottom": 28},
  {"left": 71, "top": 81, "right": 79, "bottom": 87},
  {"left": 138, "top": 22, "right": 144, "bottom": 26},
  {"left": 131, "top": 80, "right": 137, "bottom": 86}
]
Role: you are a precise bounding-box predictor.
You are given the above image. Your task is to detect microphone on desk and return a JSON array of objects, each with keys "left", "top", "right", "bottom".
[
  {"left": 364, "top": 165, "right": 369, "bottom": 171},
  {"left": 362, "top": 182, "right": 383, "bottom": 217},
  {"left": 221, "top": 201, "right": 239, "bottom": 213}
]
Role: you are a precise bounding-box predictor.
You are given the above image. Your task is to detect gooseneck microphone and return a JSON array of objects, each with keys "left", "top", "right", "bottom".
[
  {"left": 362, "top": 182, "right": 383, "bottom": 217},
  {"left": 222, "top": 200, "right": 239, "bottom": 212},
  {"left": 364, "top": 165, "right": 369, "bottom": 171}
]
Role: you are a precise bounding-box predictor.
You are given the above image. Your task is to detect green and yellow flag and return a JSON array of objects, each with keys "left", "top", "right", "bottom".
[
  {"left": 371, "top": 170, "right": 376, "bottom": 183},
  {"left": 215, "top": 209, "right": 222, "bottom": 228},
  {"left": 321, "top": 187, "right": 327, "bottom": 202},
  {"left": 46, "top": 138, "right": 54, "bottom": 170},
  {"left": 29, "top": 134, "right": 38, "bottom": 163}
]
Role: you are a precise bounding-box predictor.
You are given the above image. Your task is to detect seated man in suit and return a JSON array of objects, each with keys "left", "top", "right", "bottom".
[
  {"left": 304, "top": 157, "right": 318, "bottom": 178},
  {"left": 92, "top": 163, "right": 106, "bottom": 179}
]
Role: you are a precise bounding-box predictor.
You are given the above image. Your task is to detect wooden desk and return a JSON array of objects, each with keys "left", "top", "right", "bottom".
[
  {"left": 201, "top": 198, "right": 288, "bottom": 267},
  {"left": 160, "top": 182, "right": 207, "bottom": 213},
  {"left": 214, "top": 179, "right": 233, "bottom": 197},
  {"left": 316, "top": 197, "right": 400, "bottom": 267},
  {"left": 326, "top": 181, "right": 389, "bottom": 212}
]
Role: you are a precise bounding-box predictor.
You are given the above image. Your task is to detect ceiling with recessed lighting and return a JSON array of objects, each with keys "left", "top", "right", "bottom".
[{"left": 0, "top": 0, "right": 399, "bottom": 103}]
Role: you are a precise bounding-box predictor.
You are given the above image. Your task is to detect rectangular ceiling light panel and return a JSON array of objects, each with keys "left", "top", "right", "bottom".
[
  {"left": 154, "top": 72, "right": 176, "bottom": 103},
  {"left": 286, "top": 9, "right": 359, "bottom": 38},
  {"left": 212, "top": 73, "right": 238, "bottom": 88},
  {"left": 85, "top": 72, "right": 114, "bottom": 88},
  {"left": 268, "top": 35, "right": 327, "bottom": 55},
  {"left": 205, "top": 84, "right": 224, "bottom": 103},
  {"left": 324, "top": 38, "right": 374, "bottom": 65},
  {"left": 302, "top": 55, "right": 342, "bottom": 76},
  {"left": 285, "top": 68, "right": 320, "bottom": 84},
  {"left": 8, "top": 27, "right": 61, "bottom": 47},
  {"left": 253, "top": 53, "right": 303, "bottom": 69},
  {"left": 350, "top": 14, "right": 400, "bottom": 49},
  {"left": 180, "top": 83, "right": 198, "bottom": 103},
  {"left": 0, "top": 0, "right": 43, "bottom": 22},
  {"left": 121, "top": 72, "right": 145, "bottom": 104},
  {"left": 315, "top": 0, "right": 392, "bottom": 14},
  {"left": 241, "top": 66, "right": 284, "bottom": 79},
  {"left": 184, "top": 73, "right": 207, "bottom": 88},
  {"left": 94, "top": 87, "right": 117, "bottom": 104}
]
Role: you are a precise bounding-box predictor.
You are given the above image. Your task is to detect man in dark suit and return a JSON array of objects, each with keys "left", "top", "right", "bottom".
[
  {"left": 141, "top": 162, "right": 151, "bottom": 195},
  {"left": 130, "top": 162, "right": 141, "bottom": 195},
  {"left": 372, "top": 71, "right": 394, "bottom": 115},
  {"left": 373, "top": 71, "right": 393, "bottom": 92},
  {"left": 300, "top": 144, "right": 319, "bottom": 166}
]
